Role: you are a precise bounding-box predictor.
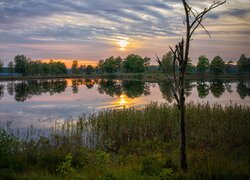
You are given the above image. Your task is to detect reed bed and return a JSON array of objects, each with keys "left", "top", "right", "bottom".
[{"left": 0, "top": 102, "right": 250, "bottom": 179}]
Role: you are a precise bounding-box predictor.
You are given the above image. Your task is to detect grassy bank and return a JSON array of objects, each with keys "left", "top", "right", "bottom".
[
  {"left": 0, "top": 73, "right": 250, "bottom": 82},
  {"left": 1, "top": 103, "right": 250, "bottom": 179}
]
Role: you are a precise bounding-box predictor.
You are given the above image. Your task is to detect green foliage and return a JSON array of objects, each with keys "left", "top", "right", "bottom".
[
  {"left": 160, "top": 168, "right": 173, "bottom": 179},
  {"left": 0, "top": 130, "right": 19, "bottom": 169},
  {"left": 197, "top": 55, "right": 209, "bottom": 73},
  {"left": 141, "top": 155, "right": 163, "bottom": 176},
  {"left": 237, "top": 54, "right": 250, "bottom": 73},
  {"left": 56, "top": 153, "right": 75, "bottom": 177},
  {"left": 85, "top": 65, "right": 94, "bottom": 75},
  {"left": 14, "top": 56, "right": 68, "bottom": 76},
  {"left": 71, "top": 60, "right": 79, "bottom": 75},
  {"left": 161, "top": 51, "right": 173, "bottom": 74},
  {"left": 0, "top": 103, "right": 250, "bottom": 179},
  {"left": 103, "top": 56, "right": 116, "bottom": 73},
  {"left": 124, "top": 54, "right": 145, "bottom": 73},
  {"left": 14, "top": 55, "right": 29, "bottom": 76},
  {"left": 49, "top": 60, "right": 68, "bottom": 75},
  {"left": 8, "top": 61, "right": 14, "bottom": 75},
  {"left": 210, "top": 56, "right": 225, "bottom": 74},
  {"left": 97, "top": 56, "right": 123, "bottom": 73}
]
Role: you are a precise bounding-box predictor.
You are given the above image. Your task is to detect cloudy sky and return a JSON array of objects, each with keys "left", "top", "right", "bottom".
[{"left": 0, "top": 0, "right": 250, "bottom": 66}]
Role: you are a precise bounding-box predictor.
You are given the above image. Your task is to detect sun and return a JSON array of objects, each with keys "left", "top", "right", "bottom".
[{"left": 117, "top": 40, "right": 129, "bottom": 50}]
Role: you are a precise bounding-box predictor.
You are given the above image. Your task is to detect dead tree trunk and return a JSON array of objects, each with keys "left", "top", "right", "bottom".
[{"left": 157, "top": 0, "right": 226, "bottom": 171}]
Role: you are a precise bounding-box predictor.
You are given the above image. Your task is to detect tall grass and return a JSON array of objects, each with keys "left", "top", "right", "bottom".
[{"left": 0, "top": 102, "right": 250, "bottom": 179}]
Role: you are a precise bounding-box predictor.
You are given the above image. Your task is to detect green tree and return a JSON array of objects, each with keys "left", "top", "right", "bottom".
[
  {"left": 104, "top": 56, "right": 116, "bottom": 73},
  {"left": 115, "top": 56, "right": 123, "bottom": 72},
  {"left": 161, "top": 51, "right": 173, "bottom": 74},
  {"left": 237, "top": 54, "right": 250, "bottom": 73},
  {"left": 71, "top": 60, "right": 79, "bottom": 75},
  {"left": 79, "top": 65, "right": 86, "bottom": 74},
  {"left": 97, "top": 60, "right": 105, "bottom": 73},
  {"left": 186, "top": 59, "right": 195, "bottom": 74},
  {"left": 210, "top": 56, "right": 225, "bottom": 74},
  {"left": 27, "top": 61, "right": 39, "bottom": 76},
  {"left": 48, "top": 60, "right": 67, "bottom": 76},
  {"left": 85, "top": 65, "right": 94, "bottom": 75},
  {"left": 197, "top": 55, "right": 209, "bottom": 73},
  {"left": 14, "top": 55, "right": 29, "bottom": 76},
  {"left": 124, "top": 54, "right": 144, "bottom": 73}
]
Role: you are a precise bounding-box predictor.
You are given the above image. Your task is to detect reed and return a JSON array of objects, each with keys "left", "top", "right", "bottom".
[{"left": 0, "top": 102, "right": 250, "bottom": 179}]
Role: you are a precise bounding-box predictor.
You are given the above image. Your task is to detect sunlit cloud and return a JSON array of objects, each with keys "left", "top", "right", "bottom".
[{"left": 0, "top": 0, "right": 249, "bottom": 64}]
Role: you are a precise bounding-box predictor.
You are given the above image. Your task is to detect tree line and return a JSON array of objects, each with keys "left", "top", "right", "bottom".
[
  {"left": 0, "top": 54, "right": 249, "bottom": 76},
  {"left": 0, "top": 55, "right": 67, "bottom": 76},
  {"left": 161, "top": 53, "right": 250, "bottom": 75},
  {"left": 70, "top": 54, "right": 150, "bottom": 75}
]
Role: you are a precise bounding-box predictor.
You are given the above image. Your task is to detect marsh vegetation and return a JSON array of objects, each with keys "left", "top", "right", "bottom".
[{"left": 1, "top": 102, "right": 250, "bottom": 179}]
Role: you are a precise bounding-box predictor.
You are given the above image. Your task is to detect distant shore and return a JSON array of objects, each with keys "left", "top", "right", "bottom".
[{"left": 0, "top": 73, "right": 249, "bottom": 82}]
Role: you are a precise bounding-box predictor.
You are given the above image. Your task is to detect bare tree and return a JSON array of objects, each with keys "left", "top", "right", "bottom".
[{"left": 156, "top": 0, "right": 226, "bottom": 171}]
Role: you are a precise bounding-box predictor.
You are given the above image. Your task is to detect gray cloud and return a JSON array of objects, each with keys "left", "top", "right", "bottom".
[{"left": 0, "top": 0, "right": 250, "bottom": 63}]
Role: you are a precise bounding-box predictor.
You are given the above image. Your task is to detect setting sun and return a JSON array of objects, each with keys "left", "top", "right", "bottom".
[{"left": 117, "top": 40, "right": 129, "bottom": 50}]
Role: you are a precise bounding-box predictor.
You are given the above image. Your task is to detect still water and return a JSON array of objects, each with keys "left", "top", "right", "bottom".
[{"left": 0, "top": 78, "right": 249, "bottom": 129}]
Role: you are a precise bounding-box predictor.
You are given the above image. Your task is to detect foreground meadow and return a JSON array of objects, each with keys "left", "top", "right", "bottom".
[{"left": 1, "top": 102, "right": 250, "bottom": 179}]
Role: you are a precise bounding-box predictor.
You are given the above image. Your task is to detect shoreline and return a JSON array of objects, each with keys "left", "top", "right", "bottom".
[{"left": 0, "top": 73, "right": 249, "bottom": 82}]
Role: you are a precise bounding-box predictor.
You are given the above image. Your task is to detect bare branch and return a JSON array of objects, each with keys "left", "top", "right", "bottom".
[
  {"left": 156, "top": 55, "right": 180, "bottom": 106},
  {"left": 189, "top": 0, "right": 226, "bottom": 38}
]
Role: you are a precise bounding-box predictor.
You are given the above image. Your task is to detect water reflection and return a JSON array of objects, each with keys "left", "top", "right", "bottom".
[
  {"left": 210, "top": 80, "right": 226, "bottom": 98},
  {"left": 0, "top": 79, "right": 250, "bottom": 102},
  {"left": 237, "top": 80, "right": 250, "bottom": 99},
  {"left": 159, "top": 80, "right": 194, "bottom": 102},
  {"left": 0, "top": 84, "right": 4, "bottom": 100},
  {"left": 196, "top": 80, "right": 234, "bottom": 99},
  {"left": 6, "top": 79, "right": 67, "bottom": 102},
  {"left": 0, "top": 78, "right": 249, "bottom": 129},
  {"left": 196, "top": 81, "right": 210, "bottom": 99},
  {"left": 97, "top": 79, "right": 150, "bottom": 98}
]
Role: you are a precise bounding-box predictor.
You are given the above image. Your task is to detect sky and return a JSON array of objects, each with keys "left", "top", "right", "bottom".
[{"left": 0, "top": 0, "right": 250, "bottom": 66}]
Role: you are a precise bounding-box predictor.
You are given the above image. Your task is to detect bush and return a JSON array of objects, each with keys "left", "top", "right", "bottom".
[
  {"left": 141, "top": 155, "right": 163, "bottom": 176},
  {"left": 56, "top": 153, "right": 75, "bottom": 178},
  {"left": 0, "top": 130, "right": 19, "bottom": 169}
]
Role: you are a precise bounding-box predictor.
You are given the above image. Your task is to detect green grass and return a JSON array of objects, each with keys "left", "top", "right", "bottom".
[{"left": 1, "top": 103, "right": 250, "bottom": 179}]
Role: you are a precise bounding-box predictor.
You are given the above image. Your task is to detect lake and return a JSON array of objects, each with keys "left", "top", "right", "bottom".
[{"left": 0, "top": 78, "right": 249, "bottom": 130}]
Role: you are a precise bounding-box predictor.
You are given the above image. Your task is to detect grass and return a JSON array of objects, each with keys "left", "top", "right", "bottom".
[{"left": 0, "top": 102, "right": 250, "bottom": 179}]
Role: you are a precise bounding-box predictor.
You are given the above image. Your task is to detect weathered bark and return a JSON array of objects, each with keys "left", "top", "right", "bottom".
[
  {"left": 157, "top": 0, "right": 226, "bottom": 172},
  {"left": 179, "top": 86, "right": 187, "bottom": 171}
]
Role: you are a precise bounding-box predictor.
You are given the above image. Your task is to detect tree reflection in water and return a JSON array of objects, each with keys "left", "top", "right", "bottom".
[
  {"left": 237, "top": 80, "right": 250, "bottom": 99},
  {"left": 0, "top": 83, "right": 4, "bottom": 100},
  {"left": 7, "top": 79, "right": 68, "bottom": 102},
  {"left": 210, "top": 80, "right": 225, "bottom": 98},
  {"left": 159, "top": 80, "right": 193, "bottom": 103},
  {"left": 0, "top": 79, "right": 250, "bottom": 102},
  {"left": 97, "top": 79, "right": 150, "bottom": 98},
  {"left": 7, "top": 82, "right": 15, "bottom": 96},
  {"left": 196, "top": 81, "right": 210, "bottom": 99},
  {"left": 196, "top": 80, "right": 226, "bottom": 99}
]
